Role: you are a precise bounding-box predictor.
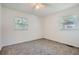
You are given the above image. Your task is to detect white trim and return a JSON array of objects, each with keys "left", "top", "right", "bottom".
[{"left": 0, "top": 47, "right": 2, "bottom": 51}]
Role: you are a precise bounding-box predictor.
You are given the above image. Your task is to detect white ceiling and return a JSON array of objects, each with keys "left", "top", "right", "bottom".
[{"left": 2, "top": 3, "right": 78, "bottom": 17}]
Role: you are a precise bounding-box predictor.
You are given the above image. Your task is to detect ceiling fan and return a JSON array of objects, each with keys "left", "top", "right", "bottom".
[{"left": 32, "top": 3, "right": 47, "bottom": 10}]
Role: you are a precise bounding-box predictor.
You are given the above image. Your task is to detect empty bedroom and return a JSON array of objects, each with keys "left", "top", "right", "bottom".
[{"left": 0, "top": 3, "right": 79, "bottom": 55}]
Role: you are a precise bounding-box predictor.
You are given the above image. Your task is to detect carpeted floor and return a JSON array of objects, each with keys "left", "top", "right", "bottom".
[{"left": 0, "top": 38, "right": 79, "bottom": 55}]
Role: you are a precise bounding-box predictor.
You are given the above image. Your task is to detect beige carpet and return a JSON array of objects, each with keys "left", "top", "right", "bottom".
[{"left": 0, "top": 38, "right": 79, "bottom": 55}]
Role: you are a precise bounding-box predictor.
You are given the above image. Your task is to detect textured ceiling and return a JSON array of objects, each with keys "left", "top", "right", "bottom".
[{"left": 2, "top": 3, "right": 78, "bottom": 17}]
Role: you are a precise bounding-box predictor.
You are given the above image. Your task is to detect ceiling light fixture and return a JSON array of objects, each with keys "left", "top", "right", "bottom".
[{"left": 32, "top": 3, "right": 47, "bottom": 10}]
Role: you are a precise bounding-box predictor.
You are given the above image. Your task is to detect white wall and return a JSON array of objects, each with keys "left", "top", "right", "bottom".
[
  {"left": 0, "top": 4, "right": 2, "bottom": 50},
  {"left": 2, "top": 4, "right": 79, "bottom": 47},
  {"left": 2, "top": 7, "right": 43, "bottom": 46},
  {"left": 43, "top": 5, "right": 79, "bottom": 47}
]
